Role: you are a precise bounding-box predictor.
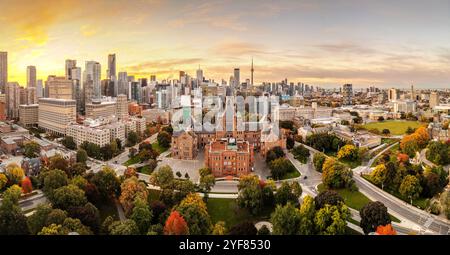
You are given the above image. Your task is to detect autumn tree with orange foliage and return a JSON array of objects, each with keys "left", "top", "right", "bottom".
[
  {"left": 376, "top": 224, "right": 397, "bottom": 235},
  {"left": 400, "top": 126, "right": 430, "bottom": 157},
  {"left": 119, "top": 176, "right": 148, "bottom": 216},
  {"left": 21, "top": 177, "right": 33, "bottom": 194},
  {"left": 164, "top": 211, "right": 189, "bottom": 235},
  {"left": 397, "top": 153, "right": 409, "bottom": 164}
]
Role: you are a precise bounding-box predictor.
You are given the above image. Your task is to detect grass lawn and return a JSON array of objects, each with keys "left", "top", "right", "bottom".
[
  {"left": 339, "top": 159, "right": 362, "bottom": 169},
  {"left": 363, "top": 121, "right": 423, "bottom": 135},
  {"left": 152, "top": 142, "right": 168, "bottom": 154},
  {"left": 137, "top": 165, "right": 153, "bottom": 175},
  {"left": 317, "top": 183, "right": 401, "bottom": 223},
  {"left": 207, "top": 198, "right": 274, "bottom": 229},
  {"left": 281, "top": 169, "right": 301, "bottom": 180},
  {"left": 124, "top": 155, "right": 141, "bottom": 166},
  {"left": 96, "top": 199, "right": 119, "bottom": 222}
]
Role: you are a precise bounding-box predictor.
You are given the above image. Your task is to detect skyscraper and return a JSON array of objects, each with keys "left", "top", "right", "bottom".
[
  {"left": 388, "top": 88, "right": 399, "bottom": 102},
  {"left": 46, "top": 76, "right": 73, "bottom": 100},
  {"left": 429, "top": 92, "right": 440, "bottom": 109},
  {"left": 107, "top": 54, "right": 116, "bottom": 80},
  {"left": 233, "top": 68, "right": 240, "bottom": 88},
  {"left": 6, "top": 82, "right": 20, "bottom": 119},
  {"left": 36, "top": 79, "right": 43, "bottom": 98},
  {"left": 342, "top": 84, "right": 353, "bottom": 105},
  {"left": 0, "top": 52, "right": 7, "bottom": 94},
  {"left": 251, "top": 58, "right": 254, "bottom": 87},
  {"left": 84, "top": 61, "right": 101, "bottom": 101},
  {"left": 196, "top": 66, "right": 203, "bottom": 84},
  {"left": 27, "top": 66, "right": 36, "bottom": 88},
  {"left": 118, "top": 72, "right": 128, "bottom": 96},
  {"left": 411, "top": 84, "right": 416, "bottom": 101},
  {"left": 65, "top": 59, "right": 77, "bottom": 79}
]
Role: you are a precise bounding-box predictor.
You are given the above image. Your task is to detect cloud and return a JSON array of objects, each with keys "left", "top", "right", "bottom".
[
  {"left": 80, "top": 25, "right": 99, "bottom": 38},
  {"left": 314, "top": 42, "right": 379, "bottom": 55}
]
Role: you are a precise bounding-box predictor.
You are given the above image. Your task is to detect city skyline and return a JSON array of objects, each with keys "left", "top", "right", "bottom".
[{"left": 0, "top": 0, "right": 449, "bottom": 88}]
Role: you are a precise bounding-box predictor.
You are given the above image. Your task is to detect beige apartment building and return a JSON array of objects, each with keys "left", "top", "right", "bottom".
[
  {"left": 66, "top": 124, "right": 111, "bottom": 148},
  {"left": 19, "top": 104, "right": 39, "bottom": 127},
  {"left": 46, "top": 76, "right": 73, "bottom": 99},
  {"left": 124, "top": 116, "right": 146, "bottom": 136},
  {"left": 85, "top": 101, "right": 117, "bottom": 119},
  {"left": 38, "top": 98, "right": 76, "bottom": 135},
  {"left": 116, "top": 94, "right": 128, "bottom": 120}
]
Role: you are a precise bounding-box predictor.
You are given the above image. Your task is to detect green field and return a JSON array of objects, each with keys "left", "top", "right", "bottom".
[
  {"left": 152, "top": 142, "right": 168, "bottom": 154},
  {"left": 206, "top": 198, "right": 273, "bottom": 228},
  {"left": 363, "top": 121, "right": 423, "bottom": 135},
  {"left": 124, "top": 155, "right": 141, "bottom": 166}
]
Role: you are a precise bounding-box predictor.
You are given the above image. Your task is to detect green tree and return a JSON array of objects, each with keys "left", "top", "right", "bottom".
[
  {"left": 61, "top": 136, "right": 77, "bottom": 150},
  {"left": 60, "top": 217, "right": 93, "bottom": 235},
  {"left": 399, "top": 175, "right": 422, "bottom": 204},
  {"left": 313, "top": 153, "right": 326, "bottom": 172},
  {"left": 131, "top": 197, "right": 153, "bottom": 234},
  {"left": 50, "top": 184, "right": 87, "bottom": 210},
  {"left": 265, "top": 146, "right": 285, "bottom": 163},
  {"left": 41, "top": 169, "right": 69, "bottom": 196},
  {"left": 237, "top": 175, "right": 263, "bottom": 215},
  {"left": 359, "top": 201, "right": 391, "bottom": 234},
  {"left": 176, "top": 193, "right": 212, "bottom": 235},
  {"left": 269, "top": 158, "right": 295, "bottom": 180},
  {"left": 90, "top": 166, "right": 120, "bottom": 200},
  {"left": 23, "top": 141, "right": 41, "bottom": 158},
  {"left": 127, "top": 131, "right": 139, "bottom": 147},
  {"left": 100, "top": 144, "right": 114, "bottom": 160},
  {"left": 45, "top": 209, "right": 68, "bottom": 226},
  {"left": 199, "top": 168, "right": 215, "bottom": 200},
  {"left": 299, "top": 196, "right": 316, "bottom": 235},
  {"left": 321, "top": 158, "right": 354, "bottom": 189},
  {"left": 426, "top": 141, "right": 449, "bottom": 165},
  {"left": 68, "top": 202, "right": 100, "bottom": 233},
  {"left": 157, "top": 131, "right": 171, "bottom": 148},
  {"left": 275, "top": 182, "right": 301, "bottom": 206},
  {"left": 0, "top": 185, "right": 29, "bottom": 235},
  {"left": 48, "top": 154, "right": 69, "bottom": 173},
  {"left": 27, "top": 203, "right": 53, "bottom": 234},
  {"left": 76, "top": 149, "right": 88, "bottom": 164},
  {"left": 292, "top": 145, "right": 310, "bottom": 163},
  {"left": 314, "top": 190, "right": 344, "bottom": 210},
  {"left": 150, "top": 165, "right": 174, "bottom": 189},
  {"left": 109, "top": 219, "right": 140, "bottom": 235},
  {"left": 314, "top": 203, "right": 350, "bottom": 235},
  {"left": 271, "top": 202, "right": 301, "bottom": 235}
]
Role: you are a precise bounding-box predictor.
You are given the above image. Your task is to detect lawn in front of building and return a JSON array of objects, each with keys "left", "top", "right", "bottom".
[{"left": 362, "top": 121, "right": 423, "bottom": 135}]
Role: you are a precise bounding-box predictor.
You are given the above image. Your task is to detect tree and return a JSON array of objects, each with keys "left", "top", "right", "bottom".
[
  {"left": 27, "top": 203, "right": 53, "bottom": 234},
  {"left": 426, "top": 141, "right": 449, "bottom": 165},
  {"left": 119, "top": 177, "right": 149, "bottom": 216},
  {"left": 129, "top": 147, "right": 137, "bottom": 158},
  {"left": 38, "top": 223, "right": 64, "bottom": 235},
  {"left": 359, "top": 201, "right": 391, "bottom": 234},
  {"left": 61, "top": 136, "right": 77, "bottom": 150},
  {"left": 440, "top": 191, "right": 450, "bottom": 220},
  {"left": 422, "top": 172, "right": 441, "bottom": 198},
  {"left": 51, "top": 184, "right": 87, "bottom": 210},
  {"left": 370, "top": 164, "right": 388, "bottom": 189},
  {"left": 313, "top": 153, "right": 327, "bottom": 172},
  {"left": 23, "top": 141, "right": 41, "bottom": 158},
  {"left": 100, "top": 144, "right": 114, "bottom": 160},
  {"left": 228, "top": 221, "right": 257, "bottom": 235},
  {"left": 0, "top": 173, "right": 7, "bottom": 190},
  {"left": 5, "top": 163, "right": 24, "bottom": 184},
  {"left": 68, "top": 202, "right": 100, "bottom": 233},
  {"left": 275, "top": 182, "right": 300, "bottom": 206},
  {"left": 60, "top": 217, "right": 93, "bottom": 235},
  {"left": 150, "top": 165, "right": 174, "bottom": 189},
  {"left": 286, "top": 136, "right": 295, "bottom": 150},
  {"left": 237, "top": 175, "right": 263, "bottom": 215},
  {"left": 67, "top": 162, "right": 87, "bottom": 178},
  {"left": 399, "top": 175, "right": 422, "bottom": 204},
  {"left": 42, "top": 169, "right": 69, "bottom": 196},
  {"left": 48, "top": 154, "right": 69, "bottom": 173},
  {"left": 127, "top": 131, "right": 139, "bottom": 147},
  {"left": 131, "top": 197, "right": 153, "bottom": 234},
  {"left": 163, "top": 210, "right": 189, "bottom": 235},
  {"left": 321, "top": 158, "right": 354, "bottom": 189},
  {"left": 314, "top": 203, "right": 350, "bottom": 235},
  {"left": 382, "top": 129, "right": 390, "bottom": 135},
  {"left": 314, "top": 190, "right": 344, "bottom": 210},
  {"left": 199, "top": 169, "right": 215, "bottom": 200},
  {"left": 157, "top": 131, "right": 171, "bottom": 148},
  {"left": 110, "top": 139, "right": 119, "bottom": 156},
  {"left": 109, "top": 219, "right": 140, "bottom": 235},
  {"left": 292, "top": 145, "right": 310, "bottom": 163},
  {"left": 337, "top": 144, "right": 359, "bottom": 161},
  {"left": 76, "top": 149, "right": 88, "bottom": 164},
  {"left": 269, "top": 158, "right": 295, "bottom": 180},
  {"left": 265, "top": 146, "right": 285, "bottom": 163},
  {"left": 299, "top": 196, "right": 316, "bottom": 235},
  {"left": 21, "top": 176, "right": 33, "bottom": 194},
  {"left": 101, "top": 216, "right": 115, "bottom": 235},
  {"left": 0, "top": 185, "right": 29, "bottom": 235},
  {"left": 176, "top": 193, "right": 212, "bottom": 235},
  {"left": 212, "top": 221, "right": 227, "bottom": 235},
  {"left": 401, "top": 127, "right": 430, "bottom": 157},
  {"left": 271, "top": 202, "right": 301, "bottom": 235},
  {"left": 376, "top": 224, "right": 397, "bottom": 235},
  {"left": 90, "top": 166, "right": 120, "bottom": 200},
  {"left": 45, "top": 209, "right": 68, "bottom": 226},
  {"left": 80, "top": 141, "right": 102, "bottom": 160}
]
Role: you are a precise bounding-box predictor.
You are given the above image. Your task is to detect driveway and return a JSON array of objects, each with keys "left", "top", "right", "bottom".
[{"left": 155, "top": 150, "right": 204, "bottom": 183}]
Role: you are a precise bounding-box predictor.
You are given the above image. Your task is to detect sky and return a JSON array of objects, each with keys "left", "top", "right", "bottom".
[{"left": 1, "top": 0, "right": 449, "bottom": 88}]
